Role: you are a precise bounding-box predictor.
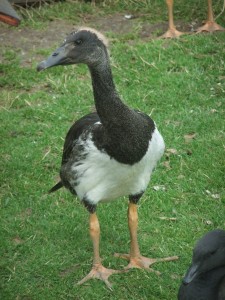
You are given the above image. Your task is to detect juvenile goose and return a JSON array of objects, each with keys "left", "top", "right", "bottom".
[
  {"left": 37, "top": 28, "right": 178, "bottom": 289},
  {"left": 178, "top": 229, "right": 225, "bottom": 300}
]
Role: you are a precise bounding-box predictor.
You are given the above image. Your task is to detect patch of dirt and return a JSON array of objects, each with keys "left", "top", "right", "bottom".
[
  {"left": 0, "top": 19, "right": 75, "bottom": 66},
  {"left": 0, "top": 12, "right": 196, "bottom": 66},
  {"left": 90, "top": 13, "right": 143, "bottom": 35}
]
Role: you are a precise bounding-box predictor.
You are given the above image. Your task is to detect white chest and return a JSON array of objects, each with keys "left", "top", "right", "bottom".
[{"left": 67, "top": 127, "right": 165, "bottom": 205}]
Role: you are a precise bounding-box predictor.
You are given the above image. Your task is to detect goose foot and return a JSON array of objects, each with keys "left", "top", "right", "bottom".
[
  {"left": 196, "top": 21, "right": 225, "bottom": 33},
  {"left": 160, "top": 28, "right": 184, "bottom": 38},
  {"left": 114, "top": 253, "right": 178, "bottom": 274},
  {"left": 77, "top": 263, "right": 123, "bottom": 290}
]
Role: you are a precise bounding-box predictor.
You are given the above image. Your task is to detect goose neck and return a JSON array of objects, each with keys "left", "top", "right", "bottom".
[{"left": 88, "top": 61, "right": 128, "bottom": 125}]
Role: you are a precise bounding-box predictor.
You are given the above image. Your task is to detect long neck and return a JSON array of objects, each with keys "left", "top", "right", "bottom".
[
  {"left": 87, "top": 51, "right": 154, "bottom": 165},
  {"left": 88, "top": 56, "right": 130, "bottom": 128}
]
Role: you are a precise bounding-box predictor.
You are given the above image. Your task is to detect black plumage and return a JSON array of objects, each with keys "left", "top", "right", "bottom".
[{"left": 178, "top": 229, "right": 225, "bottom": 300}]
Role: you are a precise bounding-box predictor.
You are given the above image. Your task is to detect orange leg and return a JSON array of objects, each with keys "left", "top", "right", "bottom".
[
  {"left": 196, "top": 0, "right": 225, "bottom": 33},
  {"left": 161, "top": 0, "right": 184, "bottom": 38},
  {"left": 78, "top": 213, "right": 121, "bottom": 290},
  {"left": 115, "top": 202, "right": 178, "bottom": 272}
]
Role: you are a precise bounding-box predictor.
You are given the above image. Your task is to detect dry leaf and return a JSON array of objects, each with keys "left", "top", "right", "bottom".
[
  {"left": 211, "top": 194, "right": 220, "bottom": 199},
  {"left": 170, "top": 274, "right": 181, "bottom": 280},
  {"left": 184, "top": 132, "right": 197, "bottom": 143},
  {"left": 205, "top": 220, "right": 213, "bottom": 225},
  {"left": 159, "top": 217, "right": 177, "bottom": 221},
  {"left": 163, "top": 161, "right": 171, "bottom": 169},
  {"left": 153, "top": 185, "right": 166, "bottom": 191},
  {"left": 166, "top": 148, "right": 178, "bottom": 155},
  {"left": 206, "top": 190, "right": 220, "bottom": 199},
  {"left": 165, "top": 120, "right": 181, "bottom": 126},
  {"left": 12, "top": 236, "right": 24, "bottom": 245},
  {"left": 42, "top": 147, "right": 51, "bottom": 160}
]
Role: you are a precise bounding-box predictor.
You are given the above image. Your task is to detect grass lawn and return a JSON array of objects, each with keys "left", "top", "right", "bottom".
[{"left": 0, "top": 1, "right": 225, "bottom": 299}]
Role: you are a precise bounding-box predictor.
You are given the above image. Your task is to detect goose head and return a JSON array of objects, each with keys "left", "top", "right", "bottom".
[
  {"left": 37, "top": 27, "right": 109, "bottom": 71},
  {"left": 183, "top": 229, "right": 225, "bottom": 284}
]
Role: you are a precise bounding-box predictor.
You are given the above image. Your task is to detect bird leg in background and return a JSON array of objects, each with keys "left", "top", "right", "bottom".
[
  {"left": 161, "top": 0, "right": 184, "bottom": 38},
  {"left": 77, "top": 212, "right": 121, "bottom": 290},
  {"left": 196, "top": 0, "right": 225, "bottom": 33},
  {"left": 115, "top": 202, "right": 178, "bottom": 272}
]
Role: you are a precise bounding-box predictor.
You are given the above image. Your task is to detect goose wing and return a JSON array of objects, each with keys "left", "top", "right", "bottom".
[{"left": 49, "top": 112, "right": 100, "bottom": 193}]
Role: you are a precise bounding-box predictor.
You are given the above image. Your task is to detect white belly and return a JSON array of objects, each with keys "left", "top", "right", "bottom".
[{"left": 69, "top": 128, "right": 165, "bottom": 205}]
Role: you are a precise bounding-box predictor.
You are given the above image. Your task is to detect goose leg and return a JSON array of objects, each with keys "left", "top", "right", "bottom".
[
  {"left": 78, "top": 212, "right": 121, "bottom": 290},
  {"left": 161, "top": 0, "right": 184, "bottom": 38},
  {"left": 115, "top": 202, "right": 178, "bottom": 272},
  {"left": 196, "top": 0, "right": 225, "bottom": 33}
]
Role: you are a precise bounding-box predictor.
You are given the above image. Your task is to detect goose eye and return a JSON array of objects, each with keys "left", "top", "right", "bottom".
[
  {"left": 74, "top": 39, "right": 83, "bottom": 46},
  {"left": 210, "top": 250, "right": 216, "bottom": 256}
]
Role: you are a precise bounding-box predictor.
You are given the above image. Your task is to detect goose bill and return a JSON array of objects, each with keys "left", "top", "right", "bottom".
[
  {"left": 37, "top": 45, "right": 71, "bottom": 71},
  {"left": 183, "top": 263, "right": 200, "bottom": 285}
]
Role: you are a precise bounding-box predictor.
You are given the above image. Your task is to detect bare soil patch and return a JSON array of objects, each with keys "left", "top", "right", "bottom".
[{"left": 0, "top": 12, "right": 193, "bottom": 66}]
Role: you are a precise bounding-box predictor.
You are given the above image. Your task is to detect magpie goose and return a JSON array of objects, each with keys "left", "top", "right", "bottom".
[{"left": 37, "top": 27, "right": 178, "bottom": 289}]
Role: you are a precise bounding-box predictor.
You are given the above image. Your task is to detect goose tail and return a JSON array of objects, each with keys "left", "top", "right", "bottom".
[{"left": 48, "top": 181, "right": 63, "bottom": 193}]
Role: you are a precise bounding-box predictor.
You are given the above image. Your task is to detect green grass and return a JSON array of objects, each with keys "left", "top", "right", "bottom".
[
  {"left": 14, "top": 0, "right": 225, "bottom": 30},
  {"left": 1, "top": 1, "right": 225, "bottom": 299}
]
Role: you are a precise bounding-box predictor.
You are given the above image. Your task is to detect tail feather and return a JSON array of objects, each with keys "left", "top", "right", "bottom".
[{"left": 48, "top": 181, "right": 63, "bottom": 193}]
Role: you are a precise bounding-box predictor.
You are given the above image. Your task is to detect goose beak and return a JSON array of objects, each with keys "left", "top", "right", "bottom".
[
  {"left": 182, "top": 263, "right": 200, "bottom": 285},
  {"left": 37, "top": 45, "right": 71, "bottom": 72}
]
